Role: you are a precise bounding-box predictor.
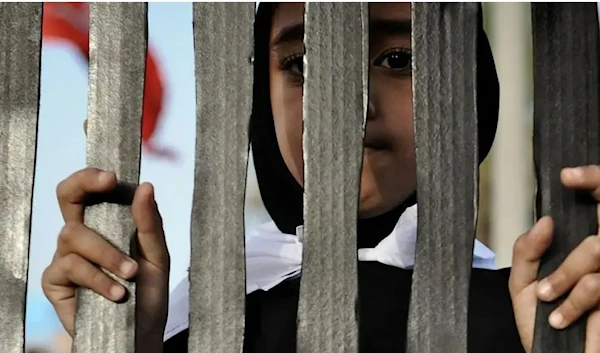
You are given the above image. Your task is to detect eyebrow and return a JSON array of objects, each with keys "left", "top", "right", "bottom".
[
  {"left": 370, "top": 19, "right": 412, "bottom": 36},
  {"left": 271, "top": 22, "right": 304, "bottom": 50},
  {"left": 271, "top": 18, "right": 412, "bottom": 50}
]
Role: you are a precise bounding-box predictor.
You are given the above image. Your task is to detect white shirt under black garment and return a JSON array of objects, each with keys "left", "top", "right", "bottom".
[{"left": 164, "top": 205, "right": 502, "bottom": 341}]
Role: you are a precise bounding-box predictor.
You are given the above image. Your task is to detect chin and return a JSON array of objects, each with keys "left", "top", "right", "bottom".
[
  {"left": 357, "top": 156, "right": 416, "bottom": 219},
  {"left": 357, "top": 190, "right": 389, "bottom": 219},
  {"left": 357, "top": 181, "right": 414, "bottom": 220},
  {"left": 357, "top": 207, "right": 385, "bottom": 219},
  {"left": 358, "top": 194, "right": 410, "bottom": 219}
]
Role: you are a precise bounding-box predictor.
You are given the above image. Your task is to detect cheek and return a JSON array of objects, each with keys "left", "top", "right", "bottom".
[
  {"left": 391, "top": 94, "right": 417, "bottom": 182},
  {"left": 381, "top": 80, "right": 415, "bottom": 151},
  {"left": 388, "top": 84, "right": 418, "bottom": 192},
  {"left": 270, "top": 75, "right": 305, "bottom": 185}
]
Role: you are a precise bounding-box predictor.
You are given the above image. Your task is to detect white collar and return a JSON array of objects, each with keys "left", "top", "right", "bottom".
[{"left": 163, "top": 205, "right": 496, "bottom": 341}]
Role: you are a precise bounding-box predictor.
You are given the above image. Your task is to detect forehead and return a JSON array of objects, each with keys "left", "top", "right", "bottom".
[{"left": 271, "top": 2, "right": 411, "bottom": 30}]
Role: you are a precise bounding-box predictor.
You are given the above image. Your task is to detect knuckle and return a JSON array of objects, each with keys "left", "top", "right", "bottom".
[
  {"left": 512, "top": 233, "right": 529, "bottom": 256},
  {"left": 55, "top": 178, "right": 70, "bottom": 200},
  {"left": 41, "top": 266, "right": 54, "bottom": 295},
  {"left": 584, "top": 236, "right": 600, "bottom": 261},
  {"left": 59, "top": 253, "right": 79, "bottom": 277},
  {"left": 80, "top": 167, "right": 103, "bottom": 176},
  {"left": 580, "top": 274, "right": 600, "bottom": 294},
  {"left": 75, "top": 167, "right": 102, "bottom": 183},
  {"left": 56, "top": 168, "right": 103, "bottom": 199},
  {"left": 57, "top": 223, "right": 79, "bottom": 251}
]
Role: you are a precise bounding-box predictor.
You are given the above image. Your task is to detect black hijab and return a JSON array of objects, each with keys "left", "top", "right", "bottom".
[{"left": 249, "top": 3, "right": 499, "bottom": 248}]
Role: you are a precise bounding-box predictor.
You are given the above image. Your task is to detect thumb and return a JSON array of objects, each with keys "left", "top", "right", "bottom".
[
  {"left": 131, "top": 182, "right": 169, "bottom": 271},
  {"left": 509, "top": 216, "right": 554, "bottom": 298}
]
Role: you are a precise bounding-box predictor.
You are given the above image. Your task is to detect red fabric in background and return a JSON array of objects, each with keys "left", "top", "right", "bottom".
[{"left": 42, "top": 2, "right": 176, "bottom": 160}]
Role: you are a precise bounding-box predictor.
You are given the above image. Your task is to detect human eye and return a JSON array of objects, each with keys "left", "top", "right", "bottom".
[
  {"left": 281, "top": 53, "right": 304, "bottom": 80},
  {"left": 373, "top": 47, "right": 412, "bottom": 74}
]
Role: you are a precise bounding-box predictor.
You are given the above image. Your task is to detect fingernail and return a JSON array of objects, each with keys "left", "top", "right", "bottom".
[
  {"left": 110, "top": 284, "right": 125, "bottom": 300},
  {"left": 120, "top": 260, "right": 137, "bottom": 277},
  {"left": 565, "top": 167, "right": 583, "bottom": 181},
  {"left": 549, "top": 310, "right": 565, "bottom": 329},
  {"left": 538, "top": 279, "right": 554, "bottom": 299}
]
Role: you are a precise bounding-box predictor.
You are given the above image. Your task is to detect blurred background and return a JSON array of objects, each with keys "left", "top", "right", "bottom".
[{"left": 25, "top": 2, "right": 542, "bottom": 351}]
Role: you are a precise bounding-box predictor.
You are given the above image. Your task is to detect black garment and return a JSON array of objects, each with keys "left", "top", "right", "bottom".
[
  {"left": 164, "top": 264, "right": 525, "bottom": 353},
  {"left": 163, "top": 3, "right": 523, "bottom": 352},
  {"left": 249, "top": 3, "right": 500, "bottom": 238}
]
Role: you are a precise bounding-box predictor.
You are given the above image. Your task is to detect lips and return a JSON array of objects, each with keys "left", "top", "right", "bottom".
[{"left": 363, "top": 134, "right": 392, "bottom": 151}]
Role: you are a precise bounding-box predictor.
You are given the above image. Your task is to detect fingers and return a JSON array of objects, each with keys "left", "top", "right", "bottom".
[
  {"left": 44, "top": 221, "right": 137, "bottom": 336},
  {"left": 42, "top": 253, "right": 127, "bottom": 335},
  {"left": 45, "top": 253, "right": 127, "bottom": 301},
  {"left": 537, "top": 235, "right": 600, "bottom": 302},
  {"left": 561, "top": 166, "right": 600, "bottom": 200},
  {"left": 548, "top": 273, "right": 600, "bottom": 330},
  {"left": 56, "top": 168, "right": 117, "bottom": 223},
  {"left": 537, "top": 235, "right": 600, "bottom": 334},
  {"left": 562, "top": 166, "right": 600, "bottom": 234},
  {"left": 131, "top": 183, "right": 169, "bottom": 271},
  {"left": 56, "top": 222, "right": 138, "bottom": 279},
  {"left": 49, "top": 168, "right": 170, "bottom": 341},
  {"left": 586, "top": 309, "right": 600, "bottom": 353},
  {"left": 509, "top": 216, "right": 554, "bottom": 298}
]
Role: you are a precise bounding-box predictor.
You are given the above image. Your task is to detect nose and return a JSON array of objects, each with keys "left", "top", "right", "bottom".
[
  {"left": 366, "top": 99, "right": 376, "bottom": 122},
  {"left": 366, "top": 79, "right": 381, "bottom": 122}
]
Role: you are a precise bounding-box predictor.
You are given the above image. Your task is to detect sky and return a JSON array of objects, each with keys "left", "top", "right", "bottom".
[{"left": 26, "top": 2, "right": 270, "bottom": 346}]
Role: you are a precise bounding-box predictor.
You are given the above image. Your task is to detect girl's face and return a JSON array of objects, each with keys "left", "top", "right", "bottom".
[{"left": 269, "top": 3, "right": 416, "bottom": 218}]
